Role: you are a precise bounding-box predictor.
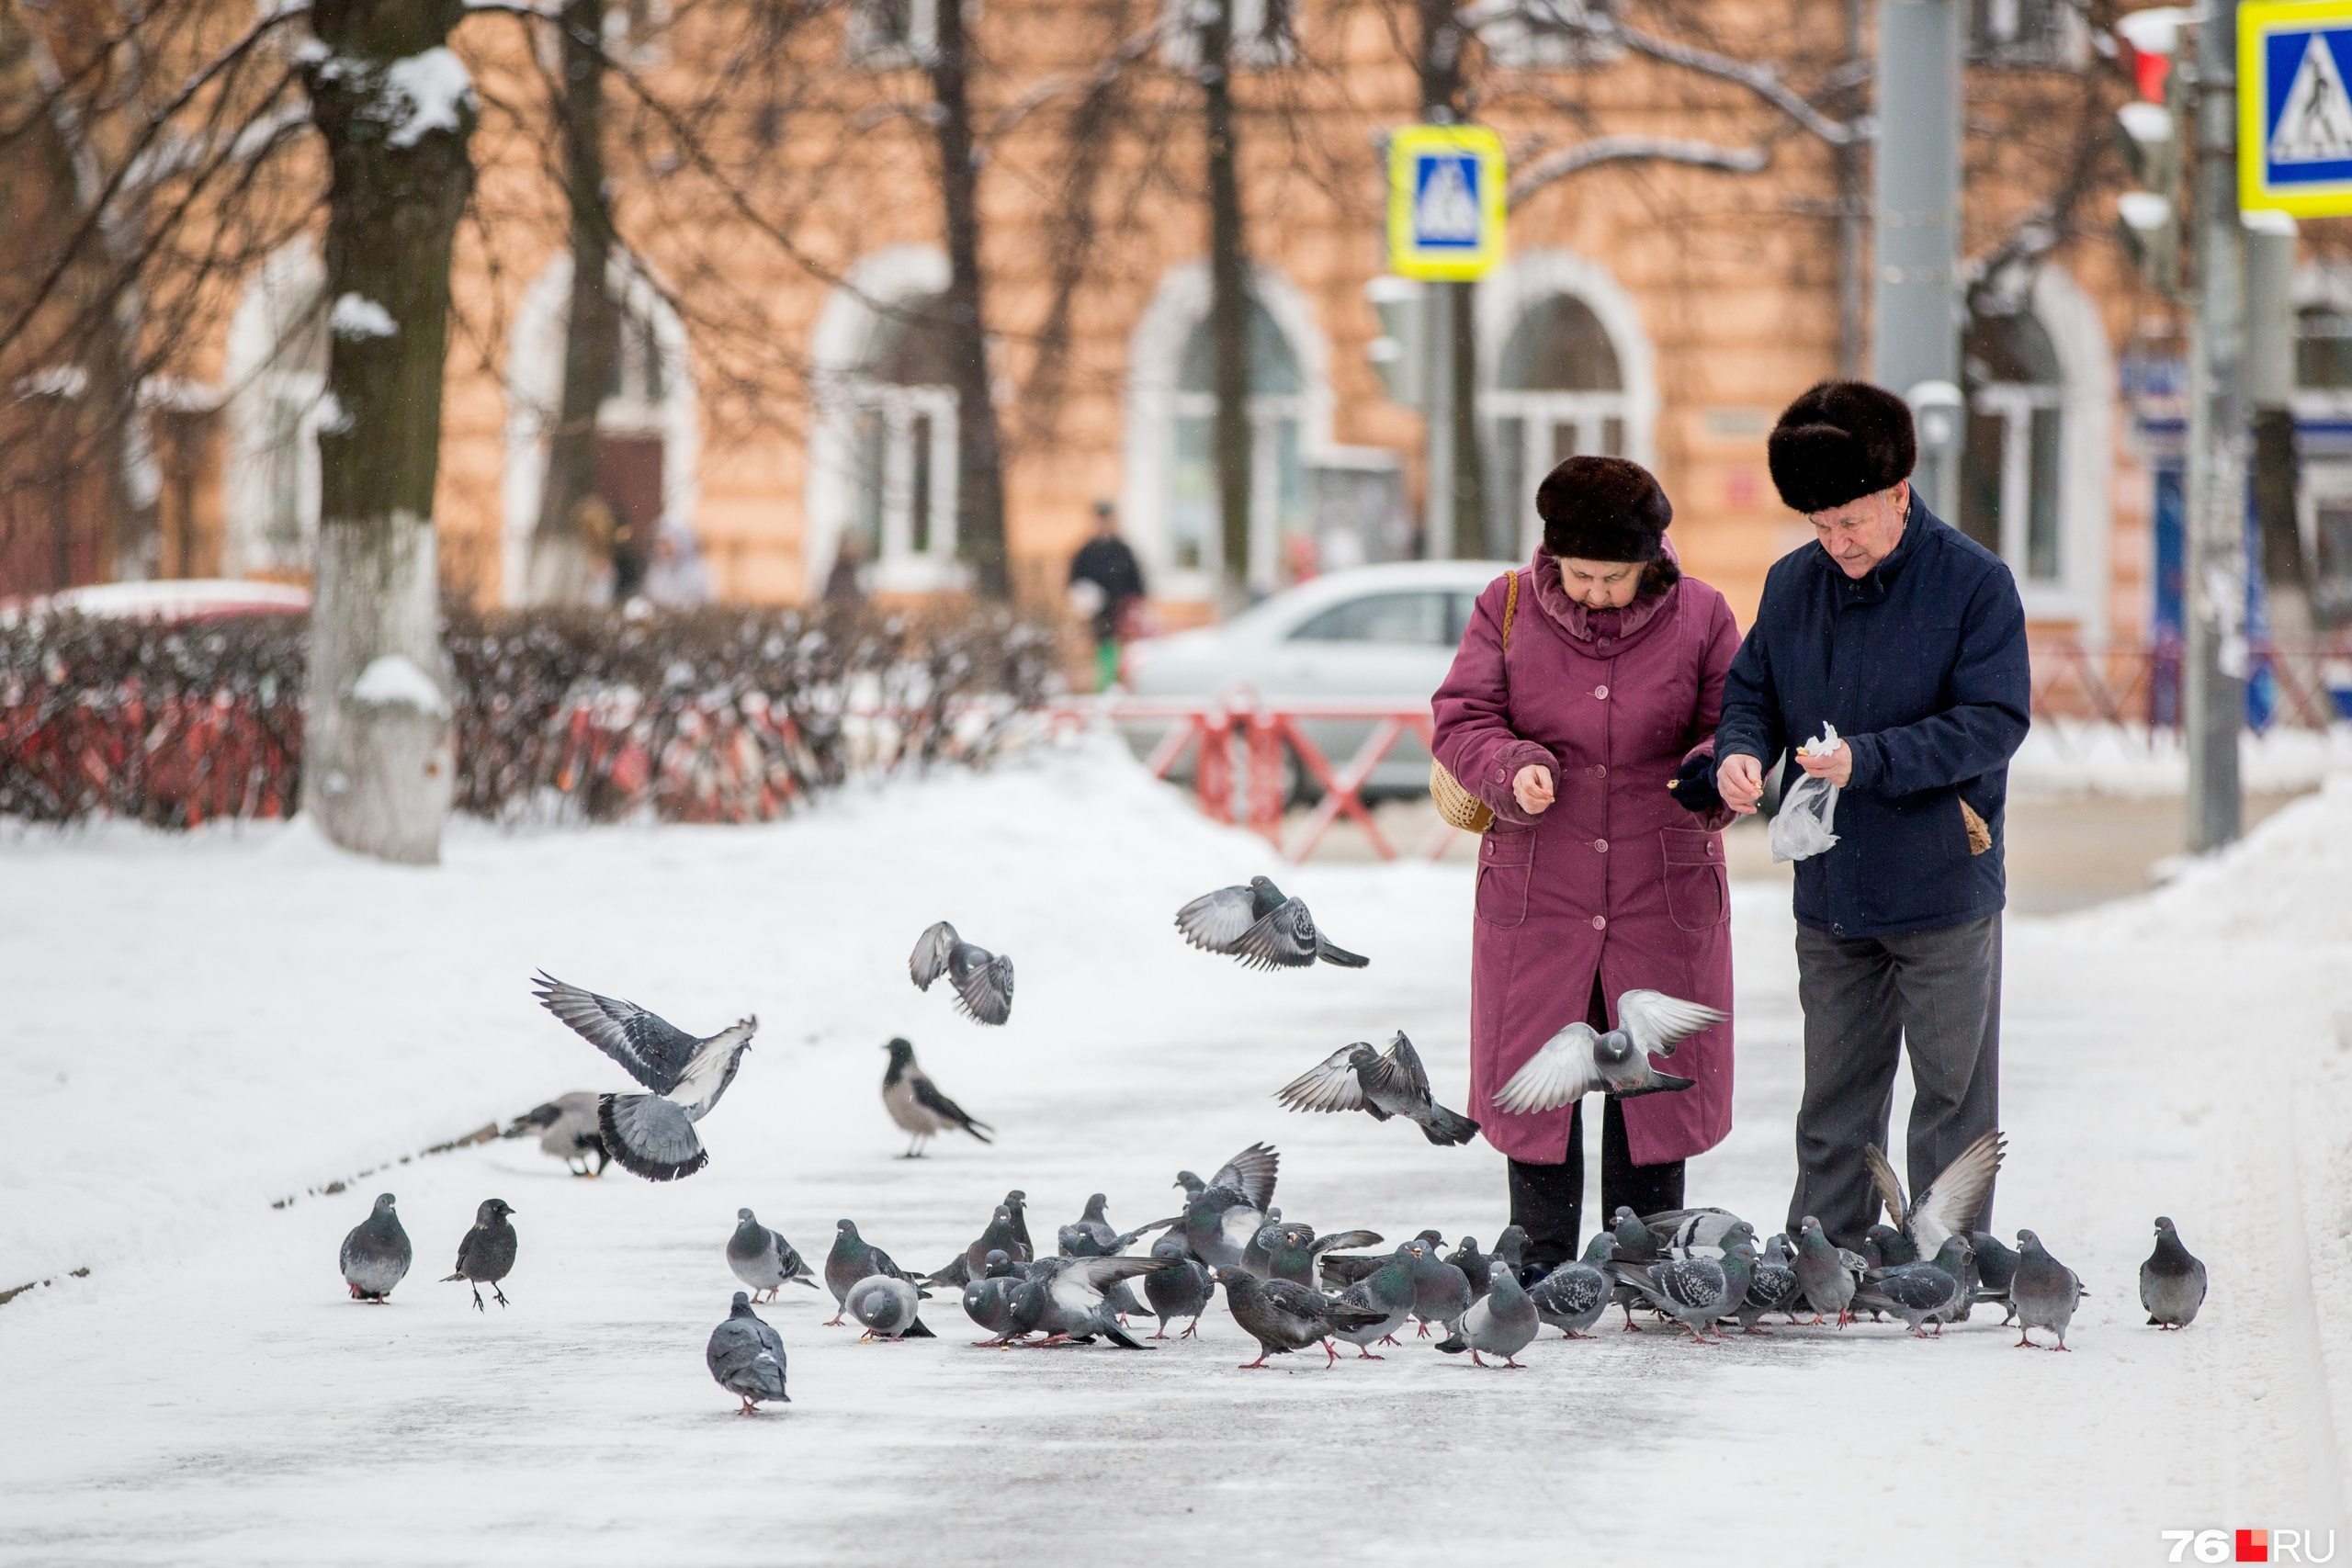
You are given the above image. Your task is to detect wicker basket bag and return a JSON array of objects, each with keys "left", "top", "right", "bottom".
[{"left": 1429, "top": 570, "right": 1521, "bottom": 834}]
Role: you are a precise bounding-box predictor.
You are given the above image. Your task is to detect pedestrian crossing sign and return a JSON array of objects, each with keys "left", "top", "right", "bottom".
[
  {"left": 2244, "top": 0, "right": 2352, "bottom": 214},
  {"left": 1387, "top": 125, "right": 1507, "bottom": 280}
]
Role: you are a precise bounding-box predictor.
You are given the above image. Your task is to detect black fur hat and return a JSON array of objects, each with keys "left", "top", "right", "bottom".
[
  {"left": 1535, "top": 456, "right": 1672, "bottom": 562},
  {"left": 1767, "top": 380, "right": 1917, "bottom": 514}
]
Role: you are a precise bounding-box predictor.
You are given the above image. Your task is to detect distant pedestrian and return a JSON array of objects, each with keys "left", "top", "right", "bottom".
[
  {"left": 825, "top": 533, "right": 869, "bottom": 607},
  {"left": 1069, "top": 500, "right": 1146, "bottom": 692},
  {"left": 641, "top": 518, "right": 713, "bottom": 606},
  {"left": 1713, "top": 380, "right": 2030, "bottom": 1253}
]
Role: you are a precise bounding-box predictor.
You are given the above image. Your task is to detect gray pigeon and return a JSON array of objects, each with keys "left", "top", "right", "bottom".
[
  {"left": 1407, "top": 1243, "right": 1475, "bottom": 1337},
  {"left": 1643, "top": 1207, "right": 1751, "bottom": 1258},
  {"left": 1528, "top": 1242, "right": 1611, "bottom": 1337},
  {"left": 1863, "top": 1128, "right": 2007, "bottom": 1258},
  {"left": 846, "top": 1273, "right": 933, "bottom": 1340},
  {"left": 441, "top": 1198, "right": 517, "bottom": 1312},
  {"left": 1318, "top": 1229, "right": 1445, "bottom": 1291},
  {"left": 1175, "top": 875, "right": 1370, "bottom": 970},
  {"left": 1732, "top": 1236, "right": 1802, "bottom": 1333},
  {"left": 1446, "top": 1236, "right": 1498, "bottom": 1304},
  {"left": 727, "top": 1208, "right": 816, "bottom": 1303},
  {"left": 1492, "top": 989, "right": 1724, "bottom": 1112},
  {"left": 909, "top": 921, "right": 1014, "bottom": 1025},
  {"left": 501, "top": 1092, "right": 608, "bottom": 1177},
  {"left": 1142, "top": 1235, "right": 1213, "bottom": 1338},
  {"left": 1966, "top": 1229, "right": 2022, "bottom": 1322},
  {"left": 1620, "top": 1234, "right": 1758, "bottom": 1343},
  {"left": 1275, "top": 1032, "right": 1477, "bottom": 1145},
  {"left": 707, "top": 1292, "right": 789, "bottom": 1413},
  {"left": 824, "top": 1220, "right": 926, "bottom": 1325},
  {"left": 1058, "top": 1193, "right": 1178, "bottom": 1259},
  {"left": 1238, "top": 1211, "right": 1287, "bottom": 1278},
  {"left": 931, "top": 1204, "right": 1031, "bottom": 1288},
  {"left": 2011, "top": 1230, "right": 2085, "bottom": 1350},
  {"left": 1436, "top": 1262, "right": 1541, "bottom": 1367},
  {"left": 1863, "top": 1224, "right": 1918, "bottom": 1269},
  {"left": 532, "top": 973, "right": 756, "bottom": 1181},
  {"left": 1791, "top": 1215, "right": 1864, "bottom": 1326},
  {"left": 2141, "top": 1216, "right": 2206, "bottom": 1330},
  {"left": 1021, "top": 1256, "right": 1172, "bottom": 1348},
  {"left": 1853, "top": 1235, "right": 1972, "bottom": 1337},
  {"left": 1215, "top": 1268, "right": 1387, "bottom": 1368},
  {"left": 1329, "top": 1245, "right": 1419, "bottom": 1358},
  {"left": 879, "top": 1038, "right": 991, "bottom": 1156},
  {"left": 1264, "top": 1222, "right": 1384, "bottom": 1288},
  {"left": 1177, "top": 1143, "right": 1281, "bottom": 1269},
  {"left": 339, "top": 1193, "right": 413, "bottom": 1302},
  {"left": 962, "top": 1250, "right": 1033, "bottom": 1346}
]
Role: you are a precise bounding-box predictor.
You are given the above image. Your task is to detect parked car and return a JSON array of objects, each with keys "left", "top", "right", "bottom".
[{"left": 1121, "top": 559, "right": 1518, "bottom": 799}]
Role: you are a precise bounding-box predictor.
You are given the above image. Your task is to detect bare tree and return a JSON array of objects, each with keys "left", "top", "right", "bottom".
[{"left": 930, "top": 0, "right": 1012, "bottom": 600}]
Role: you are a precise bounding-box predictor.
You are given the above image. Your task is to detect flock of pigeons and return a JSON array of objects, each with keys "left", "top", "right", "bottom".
[{"left": 329, "top": 873, "right": 2213, "bottom": 1414}]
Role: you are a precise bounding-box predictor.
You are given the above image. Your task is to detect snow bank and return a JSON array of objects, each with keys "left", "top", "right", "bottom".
[
  {"left": 2073, "top": 773, "right": 2352, "bottom": 944},
  {"left": 2008, "top": 718, "right": 2352, "bottom": 800}
]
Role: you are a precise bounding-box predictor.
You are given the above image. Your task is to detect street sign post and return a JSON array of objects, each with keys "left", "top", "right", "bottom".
[
  {"left": 2242, "top": 0, "right": 2352, "bottom": 214},
  {"left": 1386, "top": 125, "right": 1507, "bottom": 281}
]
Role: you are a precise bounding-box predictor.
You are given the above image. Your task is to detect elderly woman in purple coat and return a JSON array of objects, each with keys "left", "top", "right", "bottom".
[{"left": 1431, "top": 456, "right": 1740, "bottom": 1277}]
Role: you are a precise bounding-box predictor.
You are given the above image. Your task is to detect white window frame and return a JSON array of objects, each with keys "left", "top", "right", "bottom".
[
  {"left": 222, "top": 242, "right": 328, "bottom": 576},
  {"left": 1971, "top": 379, "right": 2065, "bottom": 582},
  {"left": 1484, "top": 392, "right": 1632, "bottom": 558},
  {"left": 845, "top": 383, "right": 959, "bottom": 571},
  {"left": 848, "top": 0, "right": 939, "bottom": 67},
  {"left": 1169, "top": 389, "right": 1306, "bottom": 590},
  {"left": 1462, "top": 0, "right": 1622, "bottom": 71},
  {"left": 1159, "top": 0, "right": 1297, "bottom": 72}
]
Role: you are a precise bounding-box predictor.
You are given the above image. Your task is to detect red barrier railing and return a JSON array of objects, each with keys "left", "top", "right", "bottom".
[{"left": 2028, "top": 636, "right": 2352, "bottom": 730}]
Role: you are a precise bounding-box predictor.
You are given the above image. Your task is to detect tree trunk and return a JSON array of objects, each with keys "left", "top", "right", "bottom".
[
  {"left": 300, "top": 0, "right": 475, "bottom": 863},
  {"left": 1203, "top": 0, "right": 1252, "bottom": 601},
  {"left": 929, "top": 0, "right": 1010, "bottom": 600},
  {"left": 2251, "top": 406, "right": 2312, "bottom": 636},
  {"left": 528, "top": 0, "right": 619, "bottom": 606}
]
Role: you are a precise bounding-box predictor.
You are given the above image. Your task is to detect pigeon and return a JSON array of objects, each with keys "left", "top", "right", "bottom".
[
  {"left": 1263, "top": 1223, "right": 1384, "bottom": 1288},
  {"left": 727, "top": 1209, "right": 816, "bottom": 1303},
  {"left": 500, "top": 1091, "right": 609, "bottom": 1177},
  {"left": 1620, "top": 1233, "right": 1758, "bottom": 1343},
  {"left": 1174, "top": 875, "right": 1370, "bottom": 970},
  {"left": 1318, "top": 1229, "right": 1444, "bottom": 1291},
  {"left": 879, "top": 1038, "right": 992, "bottom": 1156},
  {"left": 1970, "top": 1228, "right": 2022, "bottom": 1321},
  {"left": 1792, "top": 1216, "right": 1866, "bottom": 1326},
  {"left": 1143, "top": 1235, "right": 1214, "bottom": 1339},
  {"left": 1058, "top": 1193, "right": 1176, "bottom": 1259},
  {"left": 846, "top": 1273, "right": 934, "bottom": 1340},
  {"left": 1853, "top": 1235, "right": 1973, "bottom": 1337},
  {"left": 2011, "top": 1230, "right": 2085, "bottom": 1350},
  {"left": 909, "top": 921, "right": 1014, "bottom": 1025},
  {"left": 1863, "top": 1128, "right": 2007, "bottom": 1258},
  {"left": 2141, "top": 1217, "right": 2207, "bottom": 1330},
  {"left": 1001, "top": 1189, "right": 1035, "bottom": 1259},
  {"left": 1021, "top": 1256, "right": 1172, "bottom": 1348},
  {"left": 1528, "top": 1242, "right": 1612, "bottom": 1337},
  {"left": 1239, "top": 1212, "right": 1287, "bottom": 1278},
  {"left": 1437, "top": 1262, "right": 1541, "bottom": 1367},
  {"left": 929, "top": 1204, "right": 1031, "bottom": 1289},
  {"left": 1215, "top": 1268, "right": 1387, "bottom": 1369},
  {"left": 963, "top": 1249, "right": 1034, "bottom": 1346},
  {"left": 1863, "top": 1224, "right": 1918, "bottom": 1269},
  {"left": 1492, "top": 989, "right": 1725, "bottom": 1112},
  {"left": 339, "top": 1193, "right": 413, "bottom": 1302},
  {"left": 1329, "top": 1246, "right": 1419, "bottom": 1357},
  {"left": 1606, "top": 1207, "right": 1672, "bottom": 1329},
  {"left": 531, "top": 973, "right": 755, "bottom": 1182},
  {"left": 1446, "top": 1236, "right": 1497, "bottom": 1305},
  {"left": 824, "top": 1220, "right": 926, "bottom": 1325},
  {"left": 1492, "top": 1225, "right": 1532, "bottom": 1281},
  {"left": 707, "top": 1292, "right": 789, "bottom": 1413},
  {"left": 441, "top": 1199, "right": 518, "bottom": 1312},
  {"left": 1176, "top": 1143, "right": 1280, "bottom": 1269},
  {"left": 1643, "top": 1207, "right": 1751, "bottom": 1259},
  {"left": 1274, "top": 1032, "right": 1478, "bottom": 1145},
  {"left": 1732, "top": 1235, "right": 1803, "bottom": 1333},
  {"left": 1407, "top": 1242, "right": 1475, "bottom": 1337}
]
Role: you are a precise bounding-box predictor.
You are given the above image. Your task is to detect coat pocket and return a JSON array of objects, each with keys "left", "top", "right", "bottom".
[
  {"left": 1475, "top": 828, "right": 1535, "bottom": 929},
  {"left": 1660, "top": 827, "right": 1728, "bottom": 932}
]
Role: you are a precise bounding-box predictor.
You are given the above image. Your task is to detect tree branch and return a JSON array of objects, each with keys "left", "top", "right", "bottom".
[{"left": 1509, "top": 133, "right": 1769, "bottom": 205}]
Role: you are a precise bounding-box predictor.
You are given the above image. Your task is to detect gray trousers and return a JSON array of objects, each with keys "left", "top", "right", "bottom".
[{"left": 1786, "top": 913, "right": 2002, "bottom": 1251}]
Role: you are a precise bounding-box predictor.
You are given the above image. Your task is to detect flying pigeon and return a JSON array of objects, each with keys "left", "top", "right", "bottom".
[
  {"left": 1791, "top": 1216, "right": 1865, "bottom": 1326},
  {"left": 1216, "top": 1268, "right": 1387, "bottom": 1369},
  {"left": 1175, "top": 1143, "right": 1281, "bottom": 1269},
  {"left": 2011, "top": 1230, "right": 2085, "bottom": 1350},
  {"left": 962, "top": 1250, "right": 1035, "bottom": 1346},
  {"left": 1328, "top": 1246, "right": 1419, "bottom": 1358},
  {"left": 339, "top": 1193, "right": 413, "bottom": 1303},
  {"left": 1143, "top": 1235, "right": 1214, "bottom": 1339},
  {"left": 1436, "top": 1262, "right": 1541, "bottom": 1367},
  {"left": 1491, "top": 989, "right": 1726, "bottom": 1112},
  {"left": 531, "top": 973, "right": 755, "bottom": 1181},
  {"left": 846, "top": 1273, "right": 934, "bottom": 1340},
  {"left": 1021, "top": 1256, "right": 1173, "bottom": 1348},
  {"left": 500, "top": 1091, "right": 609, "bottom": 1177},
  {"left": 1528, "top": 1243, "right": 1612, "bottom": 1337},
  {"left": 824, "top": 1220, "right": 927, "bottom": 1325},
  {"left": 879, "top": 1038, "right": 992, "bottom": 1157},
  {"left": 1619, "top": 1232, "right": 1758, "bottom": 1343},
  {"left": 1174, "top": 875, "right": 1369, "bottom": 971},
  {"left": 1274, "top": 1032, "right": 1478, "bottom": 1145},
  {"left": 441, "top": 1198, "right": 517, "bottom": 1312},
  {"left": 909, "top": 921, "right": 1014, "bottom": 1025},
  {"left": 707, "top": 1292, "right": 789, "bottom": 1413},
  {"left": 2141, "top": 1217, "right": 2207, "bottom": 1330},
  {"left": 728, "top": 1209, "right": 816, "bottom": 1303},
  {"left": 1863, "top": 1128, "right": 2007, "bottom": 1258},
  {"left": 1853, "top": 1235, "right": 1973, "bottom": 1337}
]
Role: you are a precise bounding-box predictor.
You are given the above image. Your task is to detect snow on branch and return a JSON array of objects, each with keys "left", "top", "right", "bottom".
[{"left": 1509, "top": 135, "right": 1770, "bottom": 205}]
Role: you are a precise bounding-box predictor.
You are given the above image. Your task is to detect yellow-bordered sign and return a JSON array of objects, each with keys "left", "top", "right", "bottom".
[
  {"left": 1387, "top": 125, "right": 1507, "bottom": 281},
  {"left": 2242, "top": 0, "right": 2352, "bottom": 215}
]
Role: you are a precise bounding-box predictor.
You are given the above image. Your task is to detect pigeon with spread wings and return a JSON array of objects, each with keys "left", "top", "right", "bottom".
[
  {"left": 1491, "top": 988, "right": 1726, "bottom": 1114},
  {"left": 909, "top": 922, "right": 1015, "bottom": 1025},
  {"left": 1276, "top": 1032, "right": 1478, "bottom": 1146},
  {"left": 1861, "top": 1128, "right": 2006, "bottom": 1261},
  {"left": 1175, "top": 876, "right": 1369, "bottom": 971},
  {"left": 530, "top": 972, "right": 756, "bottom": 1181}
]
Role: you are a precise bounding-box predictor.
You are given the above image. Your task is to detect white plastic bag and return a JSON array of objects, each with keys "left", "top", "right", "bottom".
[{"left": 1769, "top": 724, "right": 1843, "bottom": 863}]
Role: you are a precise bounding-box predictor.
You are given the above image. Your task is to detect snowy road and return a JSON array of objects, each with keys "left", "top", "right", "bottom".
[{"left": 2, "top": 746, "right": 2346, "bottom": 1566}]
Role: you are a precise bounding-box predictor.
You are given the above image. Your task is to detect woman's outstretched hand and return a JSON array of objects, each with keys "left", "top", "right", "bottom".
[{"left": 1513, "top": 764, "right": 1555, "bottom": 816}]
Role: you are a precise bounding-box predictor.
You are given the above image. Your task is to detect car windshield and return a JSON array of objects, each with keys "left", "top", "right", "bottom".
[{"left": 1286, "top": 589, "right": 1476, "bottom": 647}]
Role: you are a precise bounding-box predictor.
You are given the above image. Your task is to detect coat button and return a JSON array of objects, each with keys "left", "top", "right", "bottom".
[
  {"left": 1593, "top": 839, "right": 1608, "bottom": 852},
  {"left": 1832, "top": 923, "right": 1846, "bottom": 936},
  {"left": 1594, "top": 685, "right": 1610, "bottom": 700},
  {"left": 1590, "top": 915, "right": 1607, "bottom": 931},
  {"left": 1592, "top": 764, "right": 1607, "bottom": 778}
]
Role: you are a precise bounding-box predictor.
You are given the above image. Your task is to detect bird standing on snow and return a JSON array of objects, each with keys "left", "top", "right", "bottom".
[
  {"left": 1407, "top": 1244, "right": 1475, "bottom": 1338},
  {"left": 1491, "top": 989, "right": 1726, "bottom": 1112},
  {"left": 909, "top": 922, "right": 1014, "bottom": 1025},
  {"left": 1057, "top": 1193, "right": 1175, "bottom": 1259},
  {"left": 340, "top": 1193, "right": 412, "bottom": 1302},
  {"left": 2141, "top": 1217, "right": 2206, "bottom": 1330},
  {"left": 1216, "top": 1268, "right": 1386, "bottom": 1369},
  {"left": 1528, "top": 1241, "right": 1612, "bottom": 1338},
  {"left": 442, "top": 1199, "right": 517, "bottom": 1312},
  {"left": 1791, "top": 1216, "right": 1863, "bottom": 1326},
  {"left": 1619, "top": 1233, "right": 1758, "bottom": 1343},
  {"left": 728, "top": 1209, "right": 815, "bottom": 1303},
  {"left": 962, "top": 1251, "right": 1032, "bottom": 1347},
  {"left": 1436, "top": 1262, "right": 1541, "bottom": 1367},
  {"left": 2011, "top": 1230, "right": 2085, "bottom": 1350},
  {"left": 1732, "top": 1235, "right": 1803, "bottom": 1333},
  {"left": 824, "top": 1220, "right": 926, "bottom": 1326},
  {"left": 707, "top": 1292, "right": 789, "bottom": 1413},
  {"left": 1143, "top": 1236, "right": 1213, "bottom": 1339},
  {"left": 847, "top": 1274, "right": 934, "bottom": 1340},
  {"left": 1261, "top": 1222, "right": 1385, "bottom": 1288},
  {"left": 1329, "top": 1247, "right": 1419, "bottom": 1358},
  {"left": 1862, "top": 1128, "right": 2006, "bottom": 1262},
  {"left": 1175, "top": 875, "right": 1369, "bottom": 970},
  {"left": 1021, "top": 1257, "right": 1172, "bottom": 1348},
  {"left": 531, "top": 973, "right": 755, "bottom": 1181},
  {"left": 1852, "top": 1235, "right": 1972, "bottom": 1338},
  {"left": 1275, "top": 1032, "right": 1478, "bottom": 1145},
  {"left": 501, "top": 1092, "right": 609, "bottom": 1177},
  {"left": 879, "top": 1038, "right": 992, "bottom": 1157}
]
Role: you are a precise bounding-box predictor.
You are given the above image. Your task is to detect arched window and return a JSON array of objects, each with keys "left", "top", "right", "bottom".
[
  {"left": 1486, "top": 293, "right": 1627, "bottom": 557},
  {"left": 844, "top": 293, "right": 958, "bottom": 572},
  {"left": 223, "top": 244, "right": 329, "bottom": 575},
  {"left": 1962, "top": 306, "right": 2065, "bottom": 581},
  {"left": 1168, "top": 298, "right": 1307, "bottom": 584}
]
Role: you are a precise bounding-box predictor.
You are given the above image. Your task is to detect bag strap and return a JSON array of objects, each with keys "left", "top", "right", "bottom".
[{"left": 1500, "top": 570, "right": 1520, "bottom": 651}]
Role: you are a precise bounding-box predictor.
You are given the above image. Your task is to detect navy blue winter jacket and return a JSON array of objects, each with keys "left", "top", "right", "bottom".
[{"left": 1714, "top": 496, "right": 2030, "bottom": 938}]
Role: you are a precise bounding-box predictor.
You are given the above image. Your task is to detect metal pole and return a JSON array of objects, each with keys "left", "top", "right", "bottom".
[
  {"left": 2184, "top": 1, "right": 2246, "bottom": 852},
  {"left": 1871, "top": 0, "right": 1963, "bottom": 513},
  {"left": 1424, "top": 281, "right": 1457, "bottom": 559}
]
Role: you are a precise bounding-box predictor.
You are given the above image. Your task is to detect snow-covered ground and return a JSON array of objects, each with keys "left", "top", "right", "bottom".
[
  {"left": 2, "top": 739, "right": 2346, "bottom": 1566},
  {"left": 2008, "top": 717, "right": 2352, "bottom": 799}
]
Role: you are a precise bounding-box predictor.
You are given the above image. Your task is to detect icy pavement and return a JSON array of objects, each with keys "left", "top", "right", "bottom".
[{"left": 2, "top": 746, "right": 2346, "bottom": 1566}]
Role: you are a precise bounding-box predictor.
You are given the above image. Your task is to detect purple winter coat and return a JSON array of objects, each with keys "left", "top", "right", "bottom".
[{"left": 1431, "top": 549, "right": 1742, "bottom": 1168}]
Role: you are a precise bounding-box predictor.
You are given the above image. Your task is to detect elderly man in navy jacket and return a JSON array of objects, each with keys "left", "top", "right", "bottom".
[{"left": 1713, "top": 381, "right": 2030, "bottom": 1250}]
